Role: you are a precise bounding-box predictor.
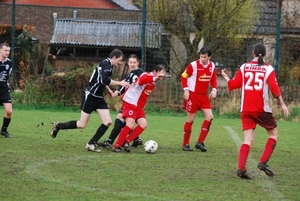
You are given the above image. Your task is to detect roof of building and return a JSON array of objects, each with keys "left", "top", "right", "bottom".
[
  {"left": 253, "top": 0, "right": 278, "bottom": 34},
  {"left": 110, "top": 0, "right": 139, "bottom": 10},
  {"left": 0, "top": 0, "right": 139, "bottom": 10},
  {"left": 50, "top": 18, "right": 162, "bottom": 49}
]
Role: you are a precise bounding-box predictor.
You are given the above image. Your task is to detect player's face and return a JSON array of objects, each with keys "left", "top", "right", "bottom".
[
  {"left": 111, "top": 56, "right": 124, "bottom": 67},
  {"left": 199, "top": 53, "right": 210, "bottom": 65},
  {"left": 154, "top": 69, "right": 166, "bottom": 82},
  {"left": 127, "top": 58, "right": 139, "bottom": 71},
  {"left": 0, "top": 46, "right": 10, "bottom": 60}
]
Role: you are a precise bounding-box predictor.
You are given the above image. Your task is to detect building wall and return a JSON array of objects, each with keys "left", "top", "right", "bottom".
[
  {"left": 282, "top": 0, "right": 300, "bottom": 29},
  {"left": 0, "top": 4, "right": 141, "bottom": 43}
]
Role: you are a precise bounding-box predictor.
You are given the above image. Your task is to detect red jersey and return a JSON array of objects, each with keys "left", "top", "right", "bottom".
[
  {"left": 122, "top": 72, "right": 156, "bottom": 109},
  {"left": 227, "top": 59, "right": 281, "bottom": 113},
  {"left": 181, "top": 60, "right": 217, "bottom": 94}
]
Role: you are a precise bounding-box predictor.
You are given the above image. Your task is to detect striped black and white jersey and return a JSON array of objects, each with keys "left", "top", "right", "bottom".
[
  {"left": 0, "top": 58, "right": 12, "bottom": 88},
  {"left": 85, "top": 58, "right": 113, "bottom": 98},
  {"left": 118, "top": 68, "right": 144, "bottom": 95}
]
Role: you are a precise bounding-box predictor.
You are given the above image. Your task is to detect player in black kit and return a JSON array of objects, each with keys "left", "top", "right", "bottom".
[
  {"left": 50, "top": 49, "right": 129, "bottom": 152},
  {"left": 0, "top": 43, "right": 13, "bottom": 138}
]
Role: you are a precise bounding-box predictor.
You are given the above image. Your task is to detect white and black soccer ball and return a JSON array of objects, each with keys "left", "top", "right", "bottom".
[{"left": 144, "top": 140, "right": 158, "bottom": 154}]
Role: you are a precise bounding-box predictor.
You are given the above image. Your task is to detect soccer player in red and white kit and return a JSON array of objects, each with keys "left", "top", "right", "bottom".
[
  {"left": 181, "top": 46, "right": 217, "bottom": 152},
  {"left": 113, "top": 64, "right": 166, "bottom": 152},
  {"left": 221, "top": 43, "right": 290, "bottom": 179}
]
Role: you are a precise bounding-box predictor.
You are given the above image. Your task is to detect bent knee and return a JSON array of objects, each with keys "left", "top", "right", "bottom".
[
  {"left": 76, "top": 122, "right": 87, "bottom": 129},
  {"left": 5, "top": 111, "right": 12, "bottom": 118},
  {"left": 140, "top": 122, "right": 148, "bottom": 129},
  {"left": 106, "top": 121, "right": 112, "bottom": 127}
]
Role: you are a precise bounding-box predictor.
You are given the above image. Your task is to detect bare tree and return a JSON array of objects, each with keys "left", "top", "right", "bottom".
[{"left": 137, "top": 0, "right": 262, "bottom": 76}]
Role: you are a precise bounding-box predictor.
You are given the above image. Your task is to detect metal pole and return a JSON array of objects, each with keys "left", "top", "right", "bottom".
[
  {"left": 141, "top": 0, "right": 147, "bottom": 70},
  {"left": 274, "top": 0, "right": 282, "bottom": 77},
  {"left": 11, "top": 0, "right": 16, "bottom": 89}
]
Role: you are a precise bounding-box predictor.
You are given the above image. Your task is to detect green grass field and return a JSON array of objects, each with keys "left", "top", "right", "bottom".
[{"left": 0, "top": 109, "right": 299, "bottom": 201}]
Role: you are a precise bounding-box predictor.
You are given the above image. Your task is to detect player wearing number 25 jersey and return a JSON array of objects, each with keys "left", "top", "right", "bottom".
[
  {"left": 222, "top": 43, "right": 290, "bottom": 180},
  {"left": 227, "top": 59, "right": 280, "bottom": 113}
]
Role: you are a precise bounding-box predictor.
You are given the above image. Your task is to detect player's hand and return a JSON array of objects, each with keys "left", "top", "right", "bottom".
[
  {"left": 209, "top": 90, "right": 217, "bottom": 99},
  {"left": 111, "top": 91, "right": 120, "bottom": 97},
  {"left": 221, "top": 69, "right": 230, "bottom": 81},
  {"left": 119, "top": 79, "right": 130, "bottom": 87},
  {"left": 281, "top": 104, "right": 290, "bottom": 118},
  {"left": 183, "top": 90, "right": 189, "bottom": 101},
  {"left": 106, "top": 87, "right": 114, "bottom": 97}
]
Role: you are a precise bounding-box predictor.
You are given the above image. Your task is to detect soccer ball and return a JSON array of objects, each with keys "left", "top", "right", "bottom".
[{"left": 144, "top": 140, "right": 158, "bottom": 154}]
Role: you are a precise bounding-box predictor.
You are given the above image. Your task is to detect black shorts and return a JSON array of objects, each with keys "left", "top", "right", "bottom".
[
  {"left": 81, "top": 91, "right": 108, "bottom": 114},
  {"left": 0, "top": 87, "right": 12, "bottom": 104}
]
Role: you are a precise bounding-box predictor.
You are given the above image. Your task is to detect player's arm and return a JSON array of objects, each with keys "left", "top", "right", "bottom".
[
  {"left": 266, "top": 70, "right": 290, "bottom": 117},
  {"left": 222, "top": 66, "right": 243, "bottom": 91},
  {"left": 137, "top": 73, "right": 152, "bottom": 85},
  {"left": 181, "top": 65, "right": 192, "bottom": 90},
  {"left": 99, "top": 63, "right": 128, "bottom": 87},
  {"left": 105, "top": 86, "right": 115, "bottom": 97},
  {"left": 98, "top": 62, "right": 113, "bottom": 85},
  {"left": 181, "top": 65, "right": 192, "bottom": 100},
  {"left": 209, "top": 66, "right": 218, "bottom": 98},
  {"left": 267, "top": 70, "right": 281, "bottom": 98},
  {"left": 276, "top": 95, "right": 290, "bottom": 118}
]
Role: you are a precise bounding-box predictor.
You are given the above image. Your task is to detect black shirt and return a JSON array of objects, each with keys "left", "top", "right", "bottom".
[
  {"left": 0, "top": 58, "right": 12, "bottom": 88},
  {"left": 86, "top": 58, "right": 113, "bottom": 97},
  {"left": 118, "top": 68, "right": 144, "bottom": 95}
]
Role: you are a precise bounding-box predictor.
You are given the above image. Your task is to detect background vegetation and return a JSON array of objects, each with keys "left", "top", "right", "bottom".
[{"left": 1, "top": 1, "right": 300, "bottom": 122}]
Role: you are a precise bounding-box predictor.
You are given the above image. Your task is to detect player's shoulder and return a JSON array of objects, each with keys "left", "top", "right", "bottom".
[
  {"left": 98, "top": 58, "right": 110, "bottom": 67},
  {"left": 135, "top": 68, "right": 144, "bottom": 74}
]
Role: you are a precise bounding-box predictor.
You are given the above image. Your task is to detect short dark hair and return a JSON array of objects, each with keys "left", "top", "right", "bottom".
[
  {"left": 0, "top": 43, "right": 10, "bottom": 49},
  {"left": 198, "top": 46, "right": 211, "bottom": 57},
  {"left": 253, "top": 43, "right": 266, "bottom": 65},
  {"left": 153, "top": 64, "right": 166, "bottom": 72},
  {"left": 127, "top": 54, "right": 139, "bottom": 62},
  {"left": 109, "top": 49, "right": 124, "bottom": 59}
]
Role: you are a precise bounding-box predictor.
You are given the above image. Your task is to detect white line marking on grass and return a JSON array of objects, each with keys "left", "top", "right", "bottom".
[
  {"left": 224, "top": 126, "right": 291, "bottom": 201},
  {"left": 25, "top": 156, "right": 172, "bottom": 201}
]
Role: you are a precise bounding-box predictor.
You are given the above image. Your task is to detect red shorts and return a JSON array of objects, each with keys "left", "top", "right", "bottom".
[
  {"left": 240, "top": 111, "right": 277, "bottom": 131},
  {"left": 184, "top": 92, "right": 211, "bottom": 113},
  {"left": 122, "top": 101, "right": 146, "bottom": 120}
]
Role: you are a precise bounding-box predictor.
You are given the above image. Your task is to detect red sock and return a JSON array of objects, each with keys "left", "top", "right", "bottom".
[
  {"left": 197, "top": 120, "right": 211, "bottom": 143},
  {"left": 126, "top": 125, "right": 145, "bottom": 143},
  {"left": 183, "top": 122, "right": 192, "bottom": 146},
  {"left": 238, "top": 144, "right": 250, "bottom": 171},
  {"left": 114, "top": 125, "right": 131, "bottom": 148},
  {"left": 260, "top": 138, "right": 277, "bottom": 163}
]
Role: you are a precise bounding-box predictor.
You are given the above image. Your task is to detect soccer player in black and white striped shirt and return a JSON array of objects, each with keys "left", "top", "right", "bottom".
[
  {"left": 50, "top": 49, "right": 129, "bottom": 152},
  {"left": 0, "top": 43, "right": 13, "bottom": 138}
]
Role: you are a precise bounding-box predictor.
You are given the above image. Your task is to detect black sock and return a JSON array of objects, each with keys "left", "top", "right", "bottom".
[
  {"left": 89, "top": 124, "right": 108, "bottom": 144},
  {"left": 1, "top": 117, "right": 11, "bottom": 132},
  {"left": 107, "top": 118, "right": 125, "bottom": 144},
  {"left": 57, "top": 121, "right": 77, "bottom": 130}
]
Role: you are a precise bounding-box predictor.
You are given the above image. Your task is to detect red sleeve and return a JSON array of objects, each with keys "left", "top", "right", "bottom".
[
  {"left": 210, "top": 67, "right": 218, "bottom": 89},
  {"left": 181, "top": 64, "right": 193, "bottom": 89},
  {"left": 228, "top": 69, "right": 243, "bottom": 91},
  {"left": 267, "top": 71, "right": 281, "bottom": 98},
  {"left": 137, "top": 73, "right": 154, "bottom": 85}
]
